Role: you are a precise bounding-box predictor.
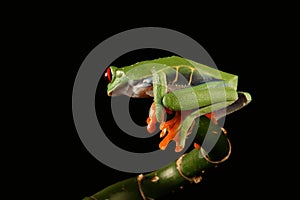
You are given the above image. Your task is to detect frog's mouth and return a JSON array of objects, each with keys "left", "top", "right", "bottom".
[{"left": 108, "top": 78, "right": 154, "bottom": 98}]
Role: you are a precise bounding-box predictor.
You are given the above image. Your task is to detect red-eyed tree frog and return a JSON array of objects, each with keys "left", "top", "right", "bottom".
[{"left": 105, "top": 56, "right": 251, "bottom": 152}]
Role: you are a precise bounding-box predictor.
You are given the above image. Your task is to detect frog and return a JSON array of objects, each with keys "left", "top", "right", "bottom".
[{"left": 105, "top": 56, "right": 251, "bottom": 152}]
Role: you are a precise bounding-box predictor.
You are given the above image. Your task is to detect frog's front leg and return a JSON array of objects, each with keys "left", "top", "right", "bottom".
[{"left": 146, "top": 69, "right": 168, "bottom": 134}]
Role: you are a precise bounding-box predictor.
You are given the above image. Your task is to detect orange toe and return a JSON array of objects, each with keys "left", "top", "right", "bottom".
[
  {"left": 194, "top": 142, "right": 201, "bottom": 149},
  {"left": 205, "top": 112, "right": 218, "bottom": 125}
]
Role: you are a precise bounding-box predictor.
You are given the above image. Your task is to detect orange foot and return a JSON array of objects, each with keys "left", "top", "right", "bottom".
[
  {"left": 146, "top": 102, "right": 194, "bottom": 152},
  {"left": 159, "top": 110, "right": 194, "bottom": 152},
  {"left": 158, "top": 111, "right": 181, "bottom": 151}
]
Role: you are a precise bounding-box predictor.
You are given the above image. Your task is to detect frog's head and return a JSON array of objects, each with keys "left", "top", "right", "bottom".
[
  {"left": 105, "top": 66, "right": 128, "bottom": 96},
  {"left": 105, "top": 66, "right": 153, "bottom": 98}
]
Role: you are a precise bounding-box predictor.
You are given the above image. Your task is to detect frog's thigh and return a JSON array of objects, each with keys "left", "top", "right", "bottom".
[{"left": 162, "top": 83, "right": 238, "bottom": 111}]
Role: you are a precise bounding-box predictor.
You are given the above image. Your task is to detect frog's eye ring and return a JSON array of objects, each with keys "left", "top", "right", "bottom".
[{"left": 104, "top": 67, "right": 112, "bottom": 82}]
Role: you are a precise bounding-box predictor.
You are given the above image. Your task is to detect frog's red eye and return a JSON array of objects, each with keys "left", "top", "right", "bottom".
[{"left": 104, "top": 67, "right": 112, "bottom": 82}]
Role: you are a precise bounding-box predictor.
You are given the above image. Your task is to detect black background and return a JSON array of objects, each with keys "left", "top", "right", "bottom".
[
  {"left": 64, "top": 26, "right": 264, "bottom": 199},
  {"left": 8, "top": 6, "right": 295, "bottom": 200}
]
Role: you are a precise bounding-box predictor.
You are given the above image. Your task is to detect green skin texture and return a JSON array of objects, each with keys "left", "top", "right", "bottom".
[{"left": 107, "top": 56, "right": 251, "bottom": 151}]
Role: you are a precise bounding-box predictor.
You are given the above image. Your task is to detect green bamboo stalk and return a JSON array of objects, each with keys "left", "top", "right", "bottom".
[{"left": 83, "top": 116, "right": 231, "bottom": 200}]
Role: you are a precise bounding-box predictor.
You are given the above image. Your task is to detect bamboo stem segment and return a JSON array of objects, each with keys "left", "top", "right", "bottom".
[{"left": 82, "top": 116, "right": 231, "bottom": 200}]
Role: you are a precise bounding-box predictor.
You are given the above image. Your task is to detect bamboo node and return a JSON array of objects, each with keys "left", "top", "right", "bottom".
[
  {"left": 200, "top": 137, "right": 232, "bottom": 164},
  {"left": 176, "top": 154, "right": 202, "bottom": 184},
  {"left": 137, "top": 174, "right": 147, "bottom": 200}
]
